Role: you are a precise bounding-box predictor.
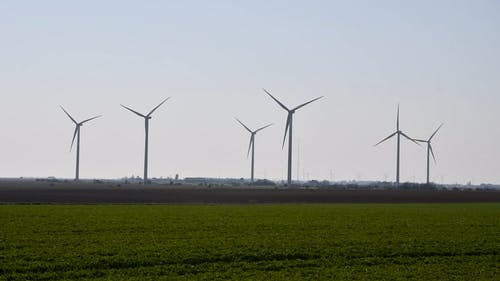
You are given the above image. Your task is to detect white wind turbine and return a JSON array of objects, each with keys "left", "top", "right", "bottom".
[
  {"left": 263, "top": 88, "right": 323, "bottom": 187},
  {"left": 121, "top": 98, "right": 170, "bottom": 184},
  {"left": 235, "top": 118, "right": 273, "bottom": 183},
  {"left": 60, "top": 106, "right": 102, "bottom": 181},
  {"left": 415, "top": 124, "right": 443, "bottom": 184},
  {"left": 374, "top": 105, "right": 419, "bottom": 185}
]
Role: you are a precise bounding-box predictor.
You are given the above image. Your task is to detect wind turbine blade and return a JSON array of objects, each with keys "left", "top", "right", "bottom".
[
  {"left": 254, "top": 123, "right": 273, "bottom": 133},
  {"left": 60, "top": 106, "right": 77, "bottom": 124},
  {"left": 81, "top": 115, "right": 102, "bottom": 124},
  {"left": 292, "top": 96, "right": 323, "bottom": 111},
  {"left": 147, "top": 97, "right": 170, "bottom": 117},
  {"left": 396, "top": 104, "right": 400, "bottom": 131},
  {"left": 400, "top": 132, "right": 421, "bottom": 146},
  {"left": 234, "top": 117, "right": 252, "bottom": 133},
  {"left": 429, "top": 123, "right": 444, "bottom": 141},
  {"left": 414, "top": 139, "right": 428, "bottom": 143},
  {"left": 70, "top": 126, "right": 78, "bottom": 151},
  {"left": 374, "top": 132, "right": 397, "bottom": 146},
  {"left": 282, "top": 114, "right": 291, "bottom": 149},
  {"left": 247, "top": 135, "right": 254, "bottom": 158},
  {"left": 121, "top": 105, "right": 146, "bottom": 118},
  {"left": 429, "top": 144, "right": 437, "bottom": 163},
  {"left": 263, "top": 88, "right": 289, "bottom": 111}
]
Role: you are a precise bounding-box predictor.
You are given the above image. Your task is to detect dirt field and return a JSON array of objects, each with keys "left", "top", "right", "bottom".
[{"left": 1, "top": 181, "right": 500, "bottom": 204}]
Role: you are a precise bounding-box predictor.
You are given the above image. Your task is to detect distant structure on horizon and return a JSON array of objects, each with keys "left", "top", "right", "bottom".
[
  {"left": 263, "top": 88, "right": 323, "bottom": 187},
  {"left": 60, "top": 106, "right": 102, "bottom": 181},
  {"left": 374, "top": 105, "right": 419, "bottom": 185},
  {"left": 234, "top": 117, "right": 273, "bottom": 183},
  {"left": 121, "top": 98, "right": 170, "bottom": 184}
]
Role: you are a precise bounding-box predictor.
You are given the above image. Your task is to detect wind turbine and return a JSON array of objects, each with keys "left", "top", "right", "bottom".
[
  {"left": 60, "top": 106, "right": 102, "bottom": 181},
  {"left": 374, "top": 105, "right": 419, "bottom": 185},
  {"left": 235, "top": 118, "right": 273, "bottom": 183},
  {"left": 415, "top": 124, "right": 443, "bottom": 184},
  {"left": 263, "top": 88, "right": 323, "bottom": 187},
  {"left": 121, "top": 98, "right": 170, "bottom": 184}
]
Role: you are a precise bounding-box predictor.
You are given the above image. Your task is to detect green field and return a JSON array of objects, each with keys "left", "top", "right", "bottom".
[{"left": 1, "top": 204, "right": 499, "bottom": 280}]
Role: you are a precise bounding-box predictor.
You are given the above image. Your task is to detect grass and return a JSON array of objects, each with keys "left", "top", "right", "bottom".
[{"left": 0, "top": 203, "right": 499, "bottom": 280}]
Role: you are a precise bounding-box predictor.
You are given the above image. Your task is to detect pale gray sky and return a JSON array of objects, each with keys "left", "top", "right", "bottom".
[{"left": 1, "top": 1, "right": 499, "bottom": 184}]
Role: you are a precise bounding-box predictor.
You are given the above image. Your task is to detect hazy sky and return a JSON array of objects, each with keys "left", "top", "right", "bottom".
[{"left": 1, "top": 1, "right": 499, "bottom": 184}]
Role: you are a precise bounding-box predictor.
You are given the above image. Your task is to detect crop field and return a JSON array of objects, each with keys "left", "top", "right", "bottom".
[{"left": 1, "top": 204, "right": 499, "bottom": 280}]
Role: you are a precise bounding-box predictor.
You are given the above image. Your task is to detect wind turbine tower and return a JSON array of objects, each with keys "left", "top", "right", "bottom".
[
  {"left": 121, "top": 98, "right": 170, "bottom": 184},
  {"left": 374, "top": 105, "right": 419, "bottom": 185},
  {"left": 263, "top": 89, "right": 323, "bottom": 187},
  {"left": 60, "top": 106, "right": 102, "bottom": 181},
  {"left": 415, "top": 124, "right": 443, "bottom": 184},
  {"left": 235, "top": 118, "right": 273, "bottom": 183}
]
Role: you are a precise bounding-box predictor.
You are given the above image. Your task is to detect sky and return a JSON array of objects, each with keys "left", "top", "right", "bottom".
[{"left": 0, "top": 0, "right": 499, "bottom": 184}]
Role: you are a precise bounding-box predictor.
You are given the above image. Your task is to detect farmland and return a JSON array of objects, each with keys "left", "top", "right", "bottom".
[
  {"left": 2, "top": 182, "right": 500, "bottom": 204},
  {"left": 1, "top": 204, "right": 499, "bottom": 280}
]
